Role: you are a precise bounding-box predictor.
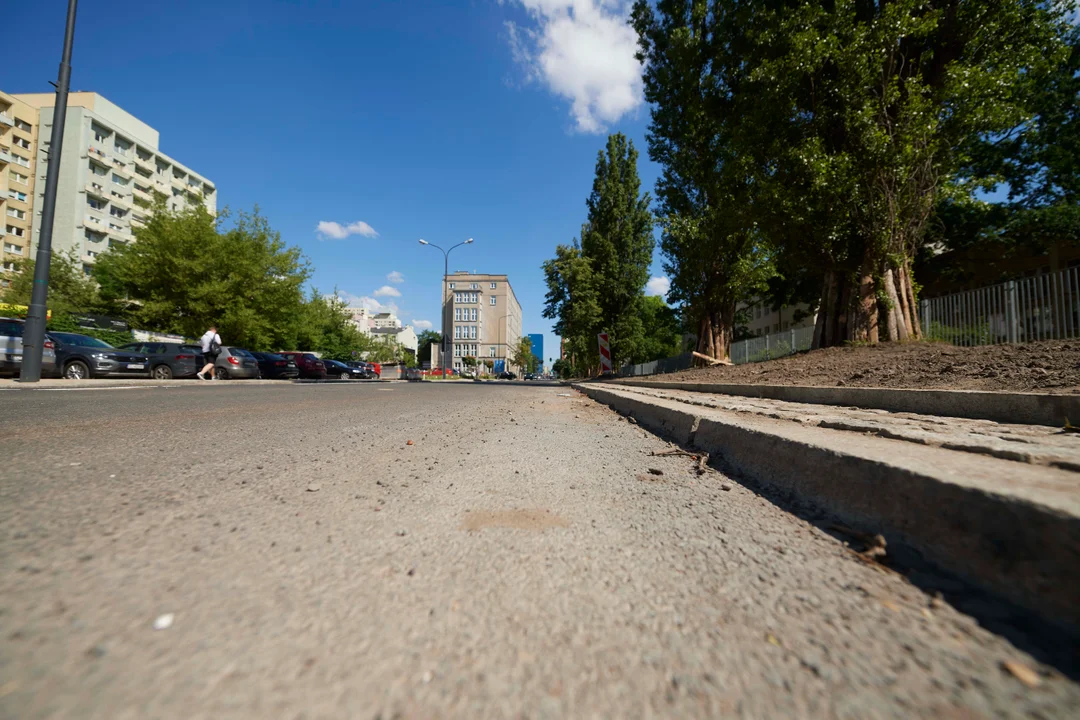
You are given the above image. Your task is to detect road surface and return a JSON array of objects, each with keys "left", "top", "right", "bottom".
[{"left": 1, "top": 381, "right": 1076, "bottom": 718}]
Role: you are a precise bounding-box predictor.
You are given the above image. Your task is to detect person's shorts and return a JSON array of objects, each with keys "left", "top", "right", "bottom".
[{"left": 203, "top": 352, "right": 219, "bottom": 366}]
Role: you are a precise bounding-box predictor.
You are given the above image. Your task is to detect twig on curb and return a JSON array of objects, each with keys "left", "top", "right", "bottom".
[
  {"left": 649, "top": 449, "right": 697, "bottom": 458},
  {"left": 696, "top": 453, "right": 709, "bottom": 475}
]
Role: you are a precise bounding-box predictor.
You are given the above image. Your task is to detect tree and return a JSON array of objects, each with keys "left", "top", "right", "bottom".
[
  {"left": 579, "top": 134, "right": 655, "bottom": 364},
  {"left": 633, "top": 1, "right": 775, "bottom": 361},
  {"left": 462, "top": 355, "right": 477, "bottom": 368},
  {"left": 543, "top": 242, "right": 602, "bottom": 372},
  {"left": 510, "top": 336, "right": 535, "bottom": 373},
  {"left": 416, "top": 329, "right": 441, "bottom": 349},
  {"left": 1, "top": 251, "right": 102, "bottom": 316},
  {"left": 639, "top": 295, "right": 683, "bottom": 361},
  {"left": 94, "top": 197, "right": 312, "bottom": 349}
]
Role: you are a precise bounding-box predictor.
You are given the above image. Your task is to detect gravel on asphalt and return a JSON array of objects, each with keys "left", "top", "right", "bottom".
[{"left": 1, "top": 382, "right": 1077, "bottom": 718}]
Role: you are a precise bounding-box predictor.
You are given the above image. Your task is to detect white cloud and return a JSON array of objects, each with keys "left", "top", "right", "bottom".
[
  {"left": 334, "top": 292, "right": 399, "bottom": 316},
  {"left": 645, "top": 276, "right": 670, "bottom": 297},
  {"left": 316, "top": 220, "right": 379, "bottom": 240},
  {"left": 413, "top": 320, "right": 433, "bottom": 331},
  {"left": 386, "top": 270, "right": 404, "bottom": 284},
  {"left": 504, "top": 1, "right": 643, "bottom": 133},
  {"left": 373, "top": 285, "right": 402, "bottom": 298}
]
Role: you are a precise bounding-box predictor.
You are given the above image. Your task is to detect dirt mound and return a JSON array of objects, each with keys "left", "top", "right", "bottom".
[{"left": 660, "top": 341, "right": 1080, "bottom": 394}]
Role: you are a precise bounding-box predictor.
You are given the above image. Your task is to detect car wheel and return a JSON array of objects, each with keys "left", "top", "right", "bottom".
[
  {"left": 217, "top": 367, "right": 230, "bottom": 380},
  {"left": 64, "top": 360, "right": 90, "bottom": 380},
  {"left": 152, "top": 364, "right": 173, "bottom": 380},
  {"left": 256, "top": 371, "right": 263, "bottom": 380},
  {"left": 340, "top": 372, "right": 351, "bottom": 380}
]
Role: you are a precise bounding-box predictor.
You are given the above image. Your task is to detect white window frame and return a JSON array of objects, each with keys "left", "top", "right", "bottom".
[
  {"left": 448, "top": 282, "right": 455, "bottom": 289},
  {"left": 1, "top": 262, "right": 15, "bottom": 272},
  {"left": 471, "top": 283, "right": 478, "bottom": 290},
  {"left": 454, "top": 308, "right": 461, "bottom": 321},
  {"left": 10, "top": 171, "right": 29, "bottom": 185},
  {"left": 12, "top": 154, "right": 30, "bottom": 168},
  {"left": 490, "top": 282, "right": 497, "bottom": 289},
  {"left": 6, "top": 208, "right": 25, "bottom": 219},
  {"left": 3, "top": 243, "right": 24, "bottom": 255},
  {"left": 489, "top": 346, "right": 496, "bottom": 357},
  {"left": 490, "top": 296, "right": 496, "bottom": 306}
]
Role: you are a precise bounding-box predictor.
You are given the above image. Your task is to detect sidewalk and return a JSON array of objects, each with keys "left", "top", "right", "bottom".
[{"left": 0, "top": 378, "right": 398, "bottom": 390}]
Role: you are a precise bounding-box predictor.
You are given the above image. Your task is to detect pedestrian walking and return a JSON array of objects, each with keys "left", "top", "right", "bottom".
[{"left": 197, "top": 326, "right": 222, "bottom": 380}]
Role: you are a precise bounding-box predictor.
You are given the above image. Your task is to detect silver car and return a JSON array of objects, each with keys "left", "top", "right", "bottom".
[
  {"left": 214, "top": 346, "right": 259, "bottom": 379},
  {"left": 0, "top": 317, "right": 58, "bottom": 378}
]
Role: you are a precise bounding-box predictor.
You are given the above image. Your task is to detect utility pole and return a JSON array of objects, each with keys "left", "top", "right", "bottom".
[
  {"left": 418, "top": 238, "right": 472, "bottom": 375},
  {"left": 18, "top": 0, "right": 78, "bottom": 383}
]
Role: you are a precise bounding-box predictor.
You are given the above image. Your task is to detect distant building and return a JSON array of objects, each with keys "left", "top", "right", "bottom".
[
  {"left": 738, "top": 299, "right": 816, "bottom": 337},
  {"left": 528, "top": 333, "right": 544, "bottom": 370},
  {"left": 372, "top": 325, "right": 418, "bottom": 353},
  {"left": 0, "top": 92, "right": 42, "bottom": 280},
  {"left": 373, "top": 312, "right": 401, "bottom": 329},
  {"left": 440, "top": 271, "right": 522, "bottom": 373},
  {"left": 345, "top": 307, "right": 375, "bottom": 334}
]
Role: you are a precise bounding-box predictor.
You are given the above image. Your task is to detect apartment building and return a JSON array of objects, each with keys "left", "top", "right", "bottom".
[
  {"left": 10, "top": 92, "right": 215, "bottom": 275},
  {"left": 0, "top": 92, "right": 40, "bottom": 282},
  {"left": 740, "top": 299, "right": 816, "bottom": 337},
  {"left": 372, "top": 312, "right": 401, "bottom": 329},
  {"left": 441, "top": 271, "right": 522, "bottom": 373}
]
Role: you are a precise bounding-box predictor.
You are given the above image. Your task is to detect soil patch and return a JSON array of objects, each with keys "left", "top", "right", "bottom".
[
  {"left": 657, "top": 340, "right": 1080, "bottom": 394},
  {"left": 460, "top": 509, "right": 569, "bottom": 531}
]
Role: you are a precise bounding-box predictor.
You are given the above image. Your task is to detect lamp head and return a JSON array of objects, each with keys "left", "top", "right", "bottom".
[
  {"left": 465, "top": 238, "right": 474, "bottom": 244},
  {"left": 418, "top": 239, "right": 429, "bottom": 245}
]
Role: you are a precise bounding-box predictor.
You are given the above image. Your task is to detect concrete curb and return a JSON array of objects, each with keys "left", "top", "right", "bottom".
[
  {"left": 573, "top": 382, "right": 1080, "bottom": 633},
  {"left": 606, "top": 379, "right": 1078, "bottom": 427}
]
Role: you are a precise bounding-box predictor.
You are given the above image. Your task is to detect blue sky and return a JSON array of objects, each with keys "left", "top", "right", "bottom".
[{"left": 7, "top": 0, "right": 672, "bottom": 366}]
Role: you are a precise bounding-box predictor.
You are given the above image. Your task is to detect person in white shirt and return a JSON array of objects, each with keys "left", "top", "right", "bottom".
[{"left": 197, "top": 326, "right": 222, "bottom": 380}]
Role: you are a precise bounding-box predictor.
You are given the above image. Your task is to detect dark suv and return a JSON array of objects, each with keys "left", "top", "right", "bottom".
[
  {"left": 49, "top": 332, "right": 150, "bottom": 379},
  {"left": 116, "top": 342, "right": 203, "bottom": 379},
  {"left": 277, "top": 351, "right": 326, "bottom": 379}
]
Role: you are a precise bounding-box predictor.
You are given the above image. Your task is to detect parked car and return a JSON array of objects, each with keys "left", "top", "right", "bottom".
[
  {"left": 498, "top": 371, "right": 517, "bottom": 380},
  {"left": 214, "top": 346, "right": 259, "bottom": 379},
  {"left": 49, "top": 332, "right": 150, "bottom": 379},
  {"left": 248, "top": 351, "right": 299, "bottom": 380},
  {"left": 116, "top": 341, "right": 203, "bottom": 379},
  {"left": 523, "top": 373, "right": 536, "bottom": 381},
  {"left": 278, "top": 351, "right": 326, "bottom": 379},
  {"left": 0, "top": 317, "right": 57, "bottom": 378},
  {"left": 323, "top": 359, "right": 369, "bottom": 380},
  {"left": 345, "top": 361, "right": 377, "bottom": 379}
]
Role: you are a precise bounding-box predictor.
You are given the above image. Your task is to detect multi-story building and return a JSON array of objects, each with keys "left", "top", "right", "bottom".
[
  {"left": 372, "top": 325, "right": 418, "bottom": 354},
  {"left": 441, "top": 271, "right": 522, "bottom": 373},
  {"left": 739, "top": 299, "right": 816, "bottom": 338},
  {"left": 372, "top": 312, "right": 401, "bottom": 329},
  {"left": 346, "top": 307, "right": 375, "bottom": 334},
  {"left": 0, "top": 92, "right": 40, "bottom": 283},
  {"left": 10, "top": 92, "right": 215, "bottom": 275}
]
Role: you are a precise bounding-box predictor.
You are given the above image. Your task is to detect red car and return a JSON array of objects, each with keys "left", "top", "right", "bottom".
[
  {"left": 369, "top": 362, "right": 381, "bottom": 378},
  {"left": 277, "top": 351, "right": 326, "bottom": 379}
]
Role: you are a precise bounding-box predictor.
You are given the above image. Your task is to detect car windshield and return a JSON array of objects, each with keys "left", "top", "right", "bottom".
[
  {"left": 303, "top": 354, "right": 320, "bottom": 361},
  {"left": 324, "top": 360, "right": 342, "bottom": 368},
  {"left": 262, "top": 353, "right": 285, "bottom": 361},
  {"left": 51, "top": 333, "right": 114, "bottom": 349},
  {"left": 229, "top": 348, "right": 252, "bottom": 358}
]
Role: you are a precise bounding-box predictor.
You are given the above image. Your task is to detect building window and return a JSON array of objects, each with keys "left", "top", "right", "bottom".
[
  {"left": 13, "top": 137, "right": 30, "bottom": 150},
  {"left": 9, "top": 171, "right": 29, "bottom": 185},
  {"left": 454, "top": 345, "right": 461, "bottom": 357},
  {"left": 8, "top": 190, "right": 27, "bottom": 202},
  {"left": 3, "top": 243, "right": 24, "bottom": 255},
  {"left": 454, "top": 326, "right": 461, "bottom": 339},
  {"left": 110, "top": 206, "right": 127, "bottom": 218},
  {"left": 15, "top": 120, "right": 31, "bottom": 132},
  {"left": 490, "top": 282, "right": 497, "bottom": 289},
  {"left": 454, "top": 308, "right": 461, "bottom": 321},
  {"left": 489, "top": 346, "right": 496, "bottom": 357},
  {"left": 12, "top": 154, "right": 30, "bottom": 168},
  {"left": 471, "top": 283, "right": 478, "bottom": 289},
  {"left": 448, "top": 282, "right": 455, "bottom": 289},
  {"left": 469, "top": 326, "right": 477, "bottom": 339},
  {"left": 111, "top": 173, "right": 129, "bottom": 186},
  {"left": 490, "top": 296, "right": 496, "bottom": 306},
  {"left": 87, "top": 198, "right": 105, "bottom": 210},
  {"left": 1, "top": 262, "right": 15, "bottom": 272},
  {"left": 5, "top": 226, "right": 23, "bottom": 237},
  {"left": 6, "top": 208, "right": 25, "bottom": 220}
]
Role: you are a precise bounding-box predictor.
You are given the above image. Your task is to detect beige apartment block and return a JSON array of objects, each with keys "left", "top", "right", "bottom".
[
  {"left": 0, "top": 92, "right": 40, "bottom": 285},
  {"left": 11, "top": 92, "right": 215, "bottom": 275},
  {"left": 739, "top": 298, "right": 817, "bottom": 337},
  {"left": 442, "top": 271, "right": 522, "bottom": 372}
]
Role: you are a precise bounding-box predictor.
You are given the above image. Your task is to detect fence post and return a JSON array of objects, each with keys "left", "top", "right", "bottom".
[
  {"left": 1006, "top": 281, "right": 1018, "bottom": 344},
  {"left": 790, "top": 328, "right": 795, "bottom": 354},
  {"left": 921, "top": 299, "right": 929, "bottom": 337}
]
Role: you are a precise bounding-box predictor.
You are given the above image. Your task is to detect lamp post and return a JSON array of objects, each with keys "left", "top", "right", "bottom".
[{"left": 418, "top": 238, "right": 472, "bottom": 375}]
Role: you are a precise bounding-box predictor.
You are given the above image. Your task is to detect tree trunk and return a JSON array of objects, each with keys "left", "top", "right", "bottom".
[
  {"left": 882, "top": 267, "right": 907, "bottom": 342},
  {"left": 812, "top": 274, "right": 829, "bottom": 350},
  {"left": 850, "top": 256, "right": 879, "bottom": 343},
  {"left": 899, "top": 260, "right": 922, "bottom": 339},
  {"left": 696, "top": 305, "right": 734, "bottom": 362},
  {"left": 814, "top": 269, "right": 852, "bottom": 349}
]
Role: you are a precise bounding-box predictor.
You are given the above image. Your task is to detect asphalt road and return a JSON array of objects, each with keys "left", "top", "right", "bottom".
[{"left": 1, "top": 382, "right": 1077, "bottom": 719}]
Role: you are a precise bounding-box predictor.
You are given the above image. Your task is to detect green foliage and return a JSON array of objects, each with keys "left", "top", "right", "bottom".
[
  {"left": 462, "top": 355, "right": 477, "bottom": 368},
  {"left": 510, "top": 336, "right": 536, "bottom": 372},
  {"left": 416, "top": 329, "right": 441, "bottom": 349},
  {"left": 633, "top": 0, "right": 1078, "bottom": 348},
  {"left": 542, "top": 133, "right": 653, "bottom": 370},
  {"left": 552, "top": 358, "right": 574, "bottom": 379},
  {"left": 1, "top": 251, "right": 102, "bottom": 316},
  {"left": 638, "top": 295, "right": 683, "bottom": 362}
]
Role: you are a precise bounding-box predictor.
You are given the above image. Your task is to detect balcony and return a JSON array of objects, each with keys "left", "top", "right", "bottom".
[
  {"left": 134, "top": 154, "right": 154, "bottom": 171},
  {"left": 84, "top": 213, "right": 105, "bottom": 228},
  {"left": 0, "top": 113, "right": 13, "bottom": 127},
  {"left": 88, "top": 146, "right": 108, "bottom": 159},
  {"left": 82, "top": 253, "right": 97, "bottom": 265},
  {"left": 112, "top": 160, "right": 132, "bottom": 177},
  {"left": 0, "top": 225, "right": 6, "bottom": 236},
  {"left": 110, "top": 192, "right": 132, "bottom": 209},
  {"left": 0, "top": 147, "right": 10, "bottom": 165},
  {"left": 86, "top": 182, "right": 108, "bottom": 199}
]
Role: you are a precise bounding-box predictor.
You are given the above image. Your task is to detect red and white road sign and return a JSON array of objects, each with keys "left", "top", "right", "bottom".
[{"left": 598, "top": 333, "right": 612, "bottom": 374}]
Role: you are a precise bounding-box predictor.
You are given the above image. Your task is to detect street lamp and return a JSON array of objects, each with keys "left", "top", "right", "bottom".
[{"left": 418, "top": 237, "right": 473, "bottom": 375}]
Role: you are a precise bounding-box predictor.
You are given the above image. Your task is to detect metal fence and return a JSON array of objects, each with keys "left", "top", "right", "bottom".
[
  {"left": 919, "top": 266, "right": 1080, "bottom": 346},
  {"left": 730, "top": 325, "right": 817, "bottom": 365},
  {"left": 619, "top": 352, "right": 694, "bottom": 377}
]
